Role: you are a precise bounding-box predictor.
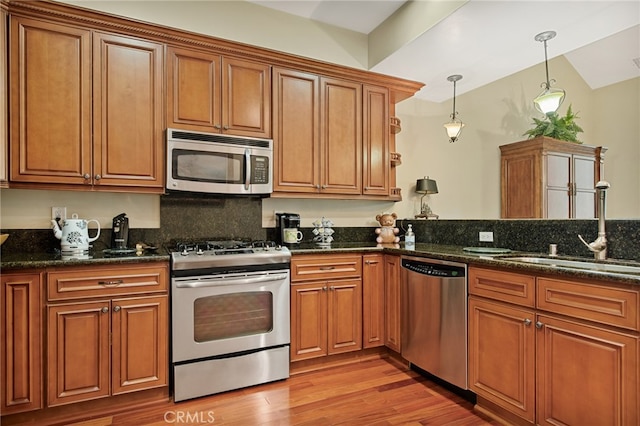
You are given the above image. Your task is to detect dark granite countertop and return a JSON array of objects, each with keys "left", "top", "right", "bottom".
[
  {"left": 290, "top": 242, "right": 640, "bottom": 285},
  {"left": 2, "top": 242, "right": 638, "bottom": 285},
  {"left": 0, "top": 249, "right": 170, "bottom": 270}
]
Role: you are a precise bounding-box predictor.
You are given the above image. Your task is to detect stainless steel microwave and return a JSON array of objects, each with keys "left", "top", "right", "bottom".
[{"left": 166, "top": 129, "right": 273, "bottom": 195}]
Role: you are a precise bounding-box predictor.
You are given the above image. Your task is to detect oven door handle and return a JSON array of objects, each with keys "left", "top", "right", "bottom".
[
  {"left": 174, "top": 272, "right": 288, "bottom": 288},
  {"left": 244, "top": 148, "right": 251, "bottom": 191}
]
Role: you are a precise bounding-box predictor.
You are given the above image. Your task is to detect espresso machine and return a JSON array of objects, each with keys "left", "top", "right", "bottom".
[
  {"left": 110, "top": 213, "right": 130, "bottom": 250},
  {"left": 276, "top": 212, "right": 301, "bottom": 246}
]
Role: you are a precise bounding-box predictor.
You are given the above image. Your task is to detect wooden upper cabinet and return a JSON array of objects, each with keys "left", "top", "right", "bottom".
[
  {"left": 272, "top": 67, "right": 320, "bottom": 193},
  {"left": 92, "top": 32, "right": 164, "bottom": 190},
  {"left": 500, "top": 137, "right": 606, "bottom": 218},
  {"left": 10, "top": 17, "right": 92, "bottom": 186},
  {"left": 320, "top": 77, "right": 362, "bottom": 195},
  {"left": 9, "top": 17, "right": 164, "bottom": 193},
  {"left": 362, "top": 85, "right": 389, "bottom": 196},
  {"left": 167, "top": 46, "right": 271, "bottom": 138}
]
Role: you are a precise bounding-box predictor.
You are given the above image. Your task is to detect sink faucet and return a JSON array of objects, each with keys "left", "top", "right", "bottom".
[{"left": 578, "top": 181, "right": 610, "bottom": 260}]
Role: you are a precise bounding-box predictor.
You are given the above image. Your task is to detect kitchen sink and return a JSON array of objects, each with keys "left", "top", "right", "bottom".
[{"left": 499, "top": 256, "right": 640, "bottom": 277}]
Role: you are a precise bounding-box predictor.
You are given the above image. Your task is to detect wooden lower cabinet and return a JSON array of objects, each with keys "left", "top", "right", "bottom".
[
  {"left": 290, "top": 254, "right": 363, "bottom": 362},
  {"left": 469, "top": 266, "right": 639, "bottom": 426},
  {"left": 383, "top": 254, "right": 401, "bottom": 352},
  {"left": 1, "top": 272, "right": 42, "bottom": 415},
  {"left": 44, "top": 262, "right": 169, "bottom": 409},
  {"left": 363, "top": 254, "right": 385, "bottom": 348}
]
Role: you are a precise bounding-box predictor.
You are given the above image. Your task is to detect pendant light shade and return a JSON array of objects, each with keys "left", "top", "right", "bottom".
[
  {"left": 533, "top": 31, "right": 565, "bottom": 115},
  {"left": 444, "top": 75, "right": 464, "bottom": 142}
]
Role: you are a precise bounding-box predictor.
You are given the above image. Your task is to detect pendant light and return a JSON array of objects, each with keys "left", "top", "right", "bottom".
[
  {"left": 443, "top": 74, "right": 464, "bottom": 143},
  {"left": 533, "top": 30, "right": 565, "bottom": 115}
]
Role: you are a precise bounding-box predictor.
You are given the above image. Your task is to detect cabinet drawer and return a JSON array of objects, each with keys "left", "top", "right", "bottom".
[
  {"left": 291, "top": 254, "right": 362, "bottom": 282},
  {"left": 47, "top": 263, "right": 168, "bottom": 301},
  {"left": 537, "top": 277, "right": 639, "bottom": 331},
  {"left": 469, "top": 266, "right": 535, "bottom": 307}
]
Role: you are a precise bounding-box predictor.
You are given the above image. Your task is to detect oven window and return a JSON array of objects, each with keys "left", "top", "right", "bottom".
[
  {"left": 174, "top": 150, "right": 243, "bottom": 184},
  {"left": 193, "top": 291, "right": 273, "bottom": 342}
]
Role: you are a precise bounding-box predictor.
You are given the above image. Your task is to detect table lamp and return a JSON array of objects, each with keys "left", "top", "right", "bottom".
[{"left": 415, "top": 177, "right": 439, "bottom": 219}]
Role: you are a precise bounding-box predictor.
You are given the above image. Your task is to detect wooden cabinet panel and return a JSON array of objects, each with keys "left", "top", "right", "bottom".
[
  {"left": 383, "top": 254, "right": 401, "bottom": 352},
  {"left": 537, "top": 277, "right": 639, "bottom": 331},
  {"left": 1, "top": 6, "right": 8, "bottom": 188},
  {"left": 47, "top": 301, "right": 111, "bottom": 407},
  {"left": 327, "top": 279, "right": 362, "bottom": 354},
  {"left": 536, "top": 314, "right": 638, "bottom": 426},
  {"left": 362, "top": 85, "right": 389, "bottom": 196},
  {"left": 362, "top": 254, "right": 385, "bottom": 348},
  {"left": 93, "top": 32, "right": 164, "bottom": 190},
  {"left": 320, "top": 77, "right": 362, "bottom": 194},
  {"left": 111, "top": 296, "right": 168, "bottom": 394},
  {"left": 272, "top": 67, "right": 320, "bottom": 193},
  {"left": 167, "top": 46, "right": 219, "bottom": 129},
  {"left": 10, "top": 17, "right": 92, "bottom": 185},
  {"left": 291, "top": 254, "right": 362, "bottom": 282},
  {"left": 47, "top": 263, "right": 168, "bottom": 301},
  {"left": 468, "top": 267, "right": 536, "bottom": 307},
  {"left": 1, "top": 272, "right": 42, "bottom": 415},
  {"left": 468, "top": 297, "right": 536, "bottom": 423},
  {"left": 290, "top": 282, "right": 327, "bottom": 361}
]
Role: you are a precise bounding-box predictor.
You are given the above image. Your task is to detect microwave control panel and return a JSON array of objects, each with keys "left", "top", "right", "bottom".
[{"left": 251, "top": 156, "right": 270, "bottom": 184}]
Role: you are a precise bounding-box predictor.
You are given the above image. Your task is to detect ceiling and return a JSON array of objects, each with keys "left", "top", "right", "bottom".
[{"left": 249, "top": 1, "right": 640, "bottom": 102}]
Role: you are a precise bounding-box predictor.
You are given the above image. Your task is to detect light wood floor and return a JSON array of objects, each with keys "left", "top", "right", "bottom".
[{"left": 103, "top": 357, "right": 500, "bottom": 426}]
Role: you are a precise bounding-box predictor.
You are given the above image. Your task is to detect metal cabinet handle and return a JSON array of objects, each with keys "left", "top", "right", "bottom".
[
  {"left": 322, "top": 286, "right": 327, "bottom": 291},
  {"left": 365, "top": 260, "right": 379, "bottom": 265},
  {"left": 223, "top": 125, "right": 229, "bottom": 130},
  {"left": 319, "top": 266, "right": 335, "bottom": 271},
  {"left": 83, "top": 173, "right": 91, "bottom": 179},
  {"left": 98, "top": 280, "right": 124, "bottom": 286},
  {"left": 213, "top": 124, "right": 221, "bottom": 129},
  {"left": 113, "top": 305, "right": 121, "bottom": 312},
  {"left": 315, "top": 185, "right": 321, "bottom": 189},
  {"left": 101, "top": 306, "right": 109, "bottom": 313},
  {"left": 321, "top": 185, "right": 327, "bottom": 189},
  {"left": 535, "top": 321, "right": 544, "bottom": 329},
  {"left": 523, "top": 318, "right": 532, "bottom": 326},
  {"left": 330, "top": 286, "right": 335, "bottom": 291},
  {"left": 94, "top": 174, "right": 101, "bottom": 180}
]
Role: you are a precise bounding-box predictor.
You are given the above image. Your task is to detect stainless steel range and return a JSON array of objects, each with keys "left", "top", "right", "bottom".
[{"left": 170, "top": 240, "right": 291, "bottom": 402}]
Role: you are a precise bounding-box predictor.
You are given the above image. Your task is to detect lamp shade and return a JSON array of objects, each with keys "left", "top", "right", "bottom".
[
  {"left": 533, "top": 87, "right": 565, "bottom": 114},
  {"left": 416, "top": 177, "right": 438, "bottom": 194}
]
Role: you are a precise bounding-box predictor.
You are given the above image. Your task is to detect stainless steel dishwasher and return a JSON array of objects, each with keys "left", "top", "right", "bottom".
[{"left": 401, "top": 255, "right": 468, "bottom": 390}]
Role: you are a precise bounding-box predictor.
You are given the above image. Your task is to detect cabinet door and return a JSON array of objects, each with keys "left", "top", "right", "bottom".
[
  {"left": 47, "top": 301, "right": 111, "bottom": 406},
  {"left": 93, "top": 32, "right": 164, "bottom": 191},
  {"left": 536, "top": 314, "right": 638, "bottom": 426},
  {"left": 327, "top": 279, "right": 362, "bottom": 355},
  {"left": 290, "top": 282, "right": 327, "bottom": 361},
  {"left": 383, "top": 255, "right": 401, "bottom": 352},
  {"left": 10, "top": 17, "right": 92, "bottom": 185},
  {"left": 545, "top": 152, "right": 571, "bottom": 218},
  {"left": 272, "top": 67, "right": 320, "bottom": 193},
  {"left": 222, "top": 57, "right": 271, "bottom": 138},
  {"left": 1, "top": 6, "right": 8, "bottom": 188},
  {"left": 112, "top": 296, "right": 168, "bottom": 394},
  {"left": 362, "top": 85, "right": 389, "bottom": 196},
  {"left": 573, "top": 155, "right": 596, "bottom": 218},
  {"left": 167, "top": 46, "right": 220, "bottom": 131},
  {"left": 1, "top": 272, "right": 42, "bottom": 414},
  {"left": 362, "top": 254, "right": 384, "bottom": 348},
  {"left": 320, "top": 77, "right": 362, "bottom": 194},
  {"left": 468, "top": 297, "right": 536, "bottom": 423}
]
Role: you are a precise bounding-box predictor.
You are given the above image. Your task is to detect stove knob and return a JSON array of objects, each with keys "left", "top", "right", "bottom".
[
  {"left": 196, "top": 249, "right": 204, "bottom": 255},
  {"left": 181, "top": 249, "right": 189, "bottom": 256}
]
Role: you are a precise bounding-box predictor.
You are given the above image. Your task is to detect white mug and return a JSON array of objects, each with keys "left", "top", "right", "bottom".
[{"left": 283, "top": 228, "right": 303, "bottom": 243}]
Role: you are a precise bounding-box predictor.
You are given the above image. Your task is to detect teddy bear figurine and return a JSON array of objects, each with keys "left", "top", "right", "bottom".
[{"left": 375, "top": 213, "right": 400, "bottom": 244}]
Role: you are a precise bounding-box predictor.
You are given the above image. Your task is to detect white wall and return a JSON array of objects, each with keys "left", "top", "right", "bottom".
[{"left": 2, "top": 1, "right": 638, "bottom": 230}]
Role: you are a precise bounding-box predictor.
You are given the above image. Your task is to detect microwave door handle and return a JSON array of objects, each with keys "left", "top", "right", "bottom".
[{"left": 244, "top": 148, "right": 251, "bottom": 190}]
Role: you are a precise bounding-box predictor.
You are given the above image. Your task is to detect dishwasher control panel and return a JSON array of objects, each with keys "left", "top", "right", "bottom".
[{"left": 401, "top": 258, "right": 466, "bottom": 277}]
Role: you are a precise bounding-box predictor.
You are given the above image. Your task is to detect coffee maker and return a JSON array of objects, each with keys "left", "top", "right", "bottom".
[
  {"left": 276, "top": 212, "right": 301, "bottom": 246},
  {"left": 110, "top": 213, "right": 129, "bottom": 250}
]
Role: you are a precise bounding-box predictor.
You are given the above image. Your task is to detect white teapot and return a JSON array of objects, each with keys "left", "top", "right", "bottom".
[{"left": 51, "top": 213, "right": 101, "bottom": 251}]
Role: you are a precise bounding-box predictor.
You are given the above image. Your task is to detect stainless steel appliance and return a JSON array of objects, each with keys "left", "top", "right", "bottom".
[
  {"left": 401, "top": 256, "right": 468, "bottom": 390},
  {"left": 275, "top": 212, "right": 301, "bottom": 246},
  {"left": 170, "top": 240, "right": 291, "bottom": 402},
  {"left": 166, "top": 128, "right": 273, "bottom": 195},
  {"left": 110, "top": 213, "right": 129, "bottom": 249}
]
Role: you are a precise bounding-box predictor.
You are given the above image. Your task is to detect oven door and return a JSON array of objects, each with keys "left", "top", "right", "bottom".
[{"left": 171, "top": 269, "right": 290, "bottom": 363}]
